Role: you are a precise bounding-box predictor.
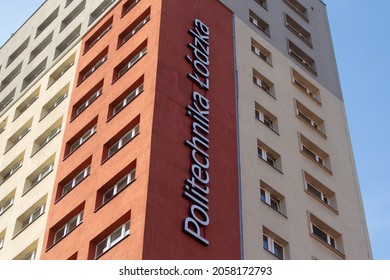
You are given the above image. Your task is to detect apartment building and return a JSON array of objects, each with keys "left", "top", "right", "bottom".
[{"left": 0, "top": 0, "right": 372, "bottom": 260}]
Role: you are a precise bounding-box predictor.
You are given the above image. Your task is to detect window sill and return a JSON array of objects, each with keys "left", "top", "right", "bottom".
[
  {"left": 310, "top": 233, "right": 345, "bottom": 259},
  {"left": 94, "top": 233, "right": 130, "bottom": 260},
  {"left": 101, "top": 132, "right": 140, "bottom": 165},
  {"left": 305, "top": 190, "right": 339, "bottom": 215},
  {"left": 260, "top": 200, "right": 288, "bottom": 218},
  {"left": 263, "top": 248, "right": 283, "bottom": 260},
  {"left": 297, "top": 115, "right": 327, "bottom": 139},
  {"left": 12, "top": 211, "right": 45, "bottom": 240},
  {"left": 300, "top": 151, "right": 332, "bottom": 175},
  {"left": 45, "top": 222, "right": 83, "bottom": 252},
  {"left": 258, "top": 156, "right": 283, "bottom": 174},
  {"left": 94, "top": 178, "right": 136, "bottom": 213}
]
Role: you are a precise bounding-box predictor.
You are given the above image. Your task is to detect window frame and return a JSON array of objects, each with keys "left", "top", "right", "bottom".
[
  {"left": 54, "top": 211, "right": 83, "bottom": 244},
  {"left": 102, "top": 169, "right": 136, "bottom": 205},
  {"left": 95, "top": 221, "right": 130, "bottom": 259},
  {"left": 263, "top": 234, "right": 284, "bottom": 259},
  {"left": 107, "top": 124, "right": 139, "bottom": 159},
  {"left": 61, "top": 166, "right": 91, "bottom": 198}
]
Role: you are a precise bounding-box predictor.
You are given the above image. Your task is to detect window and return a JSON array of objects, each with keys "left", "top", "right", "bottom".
[
  {"left": 72, "top": 81, "right": 104, "bottom": 120},
  {"left": 54, "top": 211, "right": 83, "bottom": 244},
  {"left": 0, "top": 90, "right": 15, "bottom": 113},
  {"left": 291, "top": 68, "right": 320, "bottom": 104},
  {"left": 13, "top": 88, "right": 40, "bottom": 120},
  {"left": 95, "top": 221, "right": 130, "bottom": 258},
  {"left": 85, "top": 17, "right": 113, "bottom": 52},
  {"left": 48, "top": 53, "right": 76, "bottom": 88},
  {"left": 295, "top": 99, "right": 326, "bottom": 137},
  {"left": 65, "top": 0, "right": 74, "bottom": 7},
  {"left": 122, "top": 0, "right": 141, "bottom": 17},
  {"left": 20, "top": 204, "right": 45, "bottom": 232},
  {"left": 25, "top": 157, "right": 55, "bottom": 193},
  {"left": 299, "top": 134, "right": 332, "bottom": 174},
  {"left": 309, "top": 213, "right": 344, "bottom": 257},
  {"left": 22, "top": 58, "right": 47, "bottom": 91},
  {"left": 23, "top": 250, "right": 36, "bottom": 260},
  {"left": 262, "top": 227, "right": 288, "bottom": 259},
  {"left": 5, "top": 119, "right": 33, "bottom": 153},
  {"left": 114, "top": 45, "right": 147, "bottom": 81},
  {"left": 79, "top": 48, "right": 108, "bottom": 83},
  {"left": 304, "top": 171, "right": 337, "bottom": 212},
  {"left": 260, "top": 181, "right": 285, "bottom": 215},
  {"left": 109, "top": 80, "right": 143, "bottom": 118},
  {"left": 253, "top": 69, "right": 274, "bottom": 98},
  {"left": 107, "top": 124, "right": 139, "bottom": 159},
  {"left": 60, "top": 0, "right": 86, "bottom": 32},
  {"left": 0, "top": 119, "right": 7, "bottom": 134},
  {"left": 77, "top": 88, "right": 102, "bottom": 117},
  {"left": 283, "top": 0, "right": 308, "bottom": 22},
  {"left": 54, "top": 25, "right": 81, "bottom": 58},
  {"left": 0, "top": 154, "right": 24, "bottom": 185},
  {"left": 89, "top": 0, "right": 115, "bottom": 25},
  {"left": 40, "top": 84, "right": 69, "bottom": 120},
  {"left": 6, "top": 37, "right": 29, "bottom": 67},
  {"left": 13, "top": 240, "right": 39, "bottom": 260},
  {"left": 36, "top": 7, "right": 59, "bottom": 37},
  {"left": 251, "top": 38, "right": 272, "bottom": 65},
  {"left": 249, "top": 10, "right": 270, "bottom": 36},
  {"left": 69, "top": 125, "right": 97, "bottom": 154},
  {"left": 255, "top": 103, "right": 278, "bottom": 133},
  {"left": 254, "top": 0, "right": 267, "bottom": 9},
  {"left": 0, "top": 192, "right": 14, "bottom": 216},
  {"left": 118, "top": 9, "right": 150, "bottom": 47},
  {"left": 285, "top": 13, "right": 312, "bottom": 47},
  {"left": 29, "top": 32, "right": 53, "bottom": 63},
  {"left": 1, "top": 63, "right": 22, "bottom": 92},
  {"left": 32, "top": 119, "right": 62, "bottom": 156},
  {"left": 0, "top": 231, "right": 4, "bottom": 249},
  {"left": 257, "top": 139, "right": 282, "bottom": 172},
  {"left": 61, "top": 166, "right": 91, "bottom": 198},
  {"left": 103, "top": 169, "right": 135, "bottom": 205},
  {"left": 288, "top": 40, "right": 317, "bottom": 75}
]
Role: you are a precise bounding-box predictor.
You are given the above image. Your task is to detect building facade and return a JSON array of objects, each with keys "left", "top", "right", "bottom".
[{"left": 0, "top": 0, "right": 372, "bottom": 260}]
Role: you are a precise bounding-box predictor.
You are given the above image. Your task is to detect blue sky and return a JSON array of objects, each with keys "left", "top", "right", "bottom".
[{"left": 0, "top": 1, "right": 388, "bottom": 260}]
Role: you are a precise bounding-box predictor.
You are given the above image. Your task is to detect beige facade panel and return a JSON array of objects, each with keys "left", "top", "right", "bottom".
[{"left": 0, "top": 43, "right": 81, "bottom": 260}]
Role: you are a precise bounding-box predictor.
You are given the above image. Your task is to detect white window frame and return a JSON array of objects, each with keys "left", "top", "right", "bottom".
[
  {"left": 45, "top": 92, "right": 68, "bottom": 116},
  {"left": 0, "top": 237, "right": 4, "bottom": 249},
  {"left": 122, "top": 15, "right": 150, "bottom": 44},
  {"left": 301, "top": 144, "right": 323, "bottom": 165},
  {"left": 117, "top": 48, "right": 147, "bottom": 78},
  {"left": 2, "top": 161, "right": 23, "bottom": 182},
  {"left": 311, "top": 224, "right": 336, "bottom": 248},
  {"left": 62, "top": 166, "right": 91, "bottom": 196},
  {"left": 258, "top": 147, "right": 276, "bottom": 168},
  {"left": 30, "top": 163, "right": 54, "bottom": 188},
  {"left": 123, "top": 0, "right": 141, "bottom": 16},
  {"left": 297, "top": 110, "right": 319, "bottom": 130},
  {"left": 260, "top": 188, "right": 281, "bottom": 212},
  {"left": 253, "top": 76, "right": 270, "bottom": 93},
  {"left": 54, "top": 211, "right": 83, "bottom": 244},
  {"left": 83, "top": 55, "right": 107, "bottom": 81},
  {"left": 103, "top": 169, "right": 136, "bottom": 204},
  {"left": 21, "top": 204, "right": 45, "bottom": 231},
  {"left": 305, "top": 181, "right": 329, "bottom": 205},
  {"left": 108, "top": 125, "right": 139, "bottom": 157},
  {"left": 255, "top": 109, "right": 273, "bottom": 129},
  {"left": 263, "top": 234, "right": 284, "bottom": 259},
  {"left": 251, "top": 44, "right": 268, "bottom": 62},
  {"left": 88, "top": 24, "right": 112, "bottom": 50},
  {"left": 0, "top": 197, "right": 14, "bottom": 215},
  {"left": 112, "top": 84, "right": 143, "bottom": 116},
  {"left": 95, "top": 221, "right": 130, "bottom": 258},
  {"left": 24, "top": 250, "right": 36, "bottom": 260},
  {"left": 70, "top": 125, "right": 97, "bottom": 153},
  {"left": 40, "top": 126, "right": 61, "bottom": 148},
  {"left": 76, "top": 88, "right": 102, "bottom": 116}
]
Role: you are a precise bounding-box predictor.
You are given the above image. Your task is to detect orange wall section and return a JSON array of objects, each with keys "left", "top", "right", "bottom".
[
  {"left": 41, "top": 0, "right": 163, "bottom": 260},
  {"left": 143, "top": 0, "right": 240, "bottom": 259}
]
